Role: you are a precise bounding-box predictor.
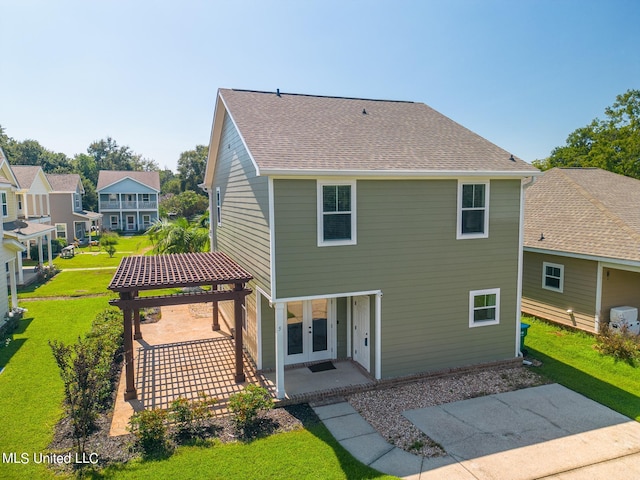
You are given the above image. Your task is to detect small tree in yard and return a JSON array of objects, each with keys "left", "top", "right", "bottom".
[
  {"left": 49, "top": 338, "right": 103, "bottom": 456},
  {"left": 101, "top": 232, "right": 119, "bottom": 257}
]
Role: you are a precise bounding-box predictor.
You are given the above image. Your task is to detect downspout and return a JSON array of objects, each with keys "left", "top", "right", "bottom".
[
  {"left": 198, "top": 182, "right": 215, "bottom": 252},
  {"left": 517, "top": 176, "right": 537, "bottom": 358}
]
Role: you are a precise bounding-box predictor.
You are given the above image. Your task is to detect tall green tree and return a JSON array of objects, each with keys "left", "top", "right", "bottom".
[
  {"left": 159, "top": 190, "right": 208, "bottom": 219},
  {"left": 534, "top": 89, "right": 640, "bottom": 178},
  {"left": 87, "top": 136, "right": 158, "bottom": 174},
  {"left": 177, "top": 145, "right": 208, "bottom": 192}
]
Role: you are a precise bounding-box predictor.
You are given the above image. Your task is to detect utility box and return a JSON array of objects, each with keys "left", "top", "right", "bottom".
[{"left": 609, "top": 306, "right": 640, "bottom": 335}]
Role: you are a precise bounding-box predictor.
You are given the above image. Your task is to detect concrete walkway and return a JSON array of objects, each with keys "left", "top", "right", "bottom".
[{"left": 313, "top": 384, "right": 640, "bottom": 479}]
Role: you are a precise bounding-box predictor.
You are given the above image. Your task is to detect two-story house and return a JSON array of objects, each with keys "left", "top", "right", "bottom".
[
  {"left": 0, "top": 155, "right": 54, "bottom": 286},
  {"left": 204, "top": 88, "right": 540, "bottom": 398},
  {"left": 47, "top": 173, "right": 102, "bottom": 242},
  {"left": 96, "top": 170, "right": 160, "bottom": 233}
]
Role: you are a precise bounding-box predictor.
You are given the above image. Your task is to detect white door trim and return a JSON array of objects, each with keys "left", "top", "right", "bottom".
[{"left": 352, "top": 295, "right": 371, "bottom": 372}]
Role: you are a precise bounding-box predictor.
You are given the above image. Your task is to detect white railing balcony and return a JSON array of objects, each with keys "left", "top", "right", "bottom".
[
  {"left": 100, "top": 202, "right": 121, "bottom": 210},
  {"left": 138, "top": 201, "right": 157, "bottom": 209}
]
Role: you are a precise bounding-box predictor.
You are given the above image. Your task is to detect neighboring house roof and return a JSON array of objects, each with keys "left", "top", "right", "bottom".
[
  {"left": 46, "top": 173, "right": 84, "bottom": 194},
  {"left": 96, "top": 170, "right": 161, "bottom": 192},
  {"left": 210, "top": 88, "right": 540, "bottom": 177},
  {"left": 3, "top": 220, "right": 55, "bottom": 240},
  {"left": 524, "top": 168, "right": 640, "bottom": 263},
  {"left": 11, "top": 165, "right": 50, "bottom": 190}
]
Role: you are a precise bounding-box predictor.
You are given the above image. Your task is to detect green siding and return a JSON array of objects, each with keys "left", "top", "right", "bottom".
[
  {"left": 522, "top": 251, "right": 597, "bottom": 330},
  {"left": 213, "top": 113, "right": 271, "bottom": 296},
  {"left": 273, "top": 179, "right": 522, "bottom": 378},
  {"left": 260, "top": 294, "right": 276, "bottom": 370}
]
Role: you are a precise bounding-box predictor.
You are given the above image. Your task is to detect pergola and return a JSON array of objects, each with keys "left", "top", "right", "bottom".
[{"left": 108, "top": 252, "right": 253, "bottom": 401}]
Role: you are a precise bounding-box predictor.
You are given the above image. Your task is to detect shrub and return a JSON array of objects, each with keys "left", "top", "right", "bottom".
[
  {"left": 85, "top": 308, "right": 124, "bottom": 409},
  {"left": 228, "top": 384, "right": 273, "bottom": 429},
  {"left": 169, "top": 392, "right": 217, "bottom": 438},
  {"left": 129, "top": 408, "right": 170, "bottom": 456},
  {"left": 101, "top": 231, "right": 119, "bottom": 258},
  {"left": 596, "top": 324, "right": 640, "bottom": 366}
]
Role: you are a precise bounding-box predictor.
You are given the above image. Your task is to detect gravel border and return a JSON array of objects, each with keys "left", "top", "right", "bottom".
[{"left": 347, "top": 364, "right": 547, "bottom": 457}]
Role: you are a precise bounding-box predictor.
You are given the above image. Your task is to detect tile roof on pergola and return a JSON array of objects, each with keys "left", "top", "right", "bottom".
[
  {"left": 108, "top": 252, "right": 253, "bottom": 292},
  {"left": 108, "top": 252, "right": 253, "bottom": 401}
]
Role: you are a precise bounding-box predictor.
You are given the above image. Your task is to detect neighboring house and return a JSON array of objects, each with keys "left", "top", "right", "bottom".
[
  {"left": 47, "top": 173, "right": 102, "bottom": 242},
  {"left": 203, "top": 88, "right": 540, "bottom": 398},
  {"left": 11, "top": 165, "right": 52, "bottom": 224},
  {"left": 96, "top": 170, "right": 160, "bottom": 233},
  {"left": 523, "top": 167, "right": 640, "bottom": 333},
  {"left": 0, "top": 153, "right": 54, "bottom": 286}
]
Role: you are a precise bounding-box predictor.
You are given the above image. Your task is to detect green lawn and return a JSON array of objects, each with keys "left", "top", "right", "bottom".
[
  {"left": 0, "top": 297, "right": 112, "bottom": 480},
  {"left": 98, "top": 426, "right": 394, "bottom": 480},
  {"left": 53, "top": 251, "right": 124, "bottom": 269},
  {"left": 18, "top": 269, "right": 118, "bottom": 299},
  {"left": 524, "top": 317, "right": 640, "bottom": 421}
]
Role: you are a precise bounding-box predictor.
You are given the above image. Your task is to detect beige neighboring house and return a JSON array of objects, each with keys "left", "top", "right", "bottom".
[
  {"left": 523, "top": 167, "right": 640, "bottom": 333},
  {"left": 47, "top": 173, "right": 102, "bottom": 242},
  {"left": 0, "top": 154, "right": 54, "bottom": 288}
]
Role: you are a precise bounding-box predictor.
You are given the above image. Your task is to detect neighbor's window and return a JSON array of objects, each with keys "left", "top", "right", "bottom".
[
  {"left": 469, "top": 288, "right": 500, "bottom": 327},
  {"left": 1, "top": 192, "right": 7, "bottom": 217},
  {"left": 216, "top": 187, "right": 222, "bottom": 227},
  {"left": 55, "top": 223, "right": 67, "bottom": 239},
  {"left": 74, "top": 193, "right": 81, "bottom": 210},
  {"left": 458, "top": 181, "right": 489, "bottom": 239},
  {"left": 317, "top": 180, "right": 356, "bottom": 246},
  {"left": 542, "top": 262, "right": 564, "bottom": 293}
]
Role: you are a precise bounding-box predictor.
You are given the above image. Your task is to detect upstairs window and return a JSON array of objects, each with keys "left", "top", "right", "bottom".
[
  {"left": 542, "top": 262, "right": 564, "bottom": 292},
  {"left": 74, "top": 193, "right": 81, "bottom": 210},
  {"left": 469, "top": 288, "right": 500, "bottom": 327},
  {"left": 1, "top": 192, "right": 7, "bottom": 217},
  {"left": 458, "top": 181, "right": 489, "bottom": 239},
  {"left": 216, "top": 187, "right": 222, "bottom": 226},
  {"left": 317, "top": 181, "right": 356, "bottom": 246}
]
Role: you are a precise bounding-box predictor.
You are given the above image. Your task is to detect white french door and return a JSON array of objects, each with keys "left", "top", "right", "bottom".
[
  {"left": 285, "top": 299, "right": 334, "bottom": 364},
  {"left": 352, "top": 296, "right": 371, "bottom": 372}
]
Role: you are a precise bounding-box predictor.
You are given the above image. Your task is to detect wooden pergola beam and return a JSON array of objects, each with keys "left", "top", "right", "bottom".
[{"left": 109, "top": 288, "right": 251, "bottom": 310}]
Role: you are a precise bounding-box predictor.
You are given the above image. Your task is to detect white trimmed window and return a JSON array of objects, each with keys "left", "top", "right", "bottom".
[
  {"left": 317, "top": 180, "right": 357, "bottom": 246},
  {"left": 110, "top": 215, "right": 118, "bottom": 229},
  {"left": 469, "top": 288, "right": 500, "bottom": 327},
  {"left": 457, "top": 181, "right": 489, "bottom": 239},
  {"left": 215, "top": 187, "right": 222, "bottom": 226},
  {"left": 55, "top": 223, "right": 67, "bottom": 239},
  {"left": 74, "top": 193, "right": 81, "bottom": 210},
  {"left": 542, "top": 262, "right": 564, "bottom": 292},
  {"left": 1, "top": 192, "right": 7, "bottom": 217}
]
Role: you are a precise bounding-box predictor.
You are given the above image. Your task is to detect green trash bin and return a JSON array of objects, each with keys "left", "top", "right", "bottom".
[{"left": 520, "top": 322, "right": 530, "bottom": 351}]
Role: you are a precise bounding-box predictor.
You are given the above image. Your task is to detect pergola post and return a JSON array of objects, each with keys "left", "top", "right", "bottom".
[
  {"left": 212, "top": 284, "right": 220, "bottom": 331},
  {"left": 234, "top": 282, "right": 245, "bottom": 383},
  {"left": 133, "top": 290, "right": 142, "bottom": 340},
  {"left": 122, "top": 292, "right": 137, "bottom": 400}
]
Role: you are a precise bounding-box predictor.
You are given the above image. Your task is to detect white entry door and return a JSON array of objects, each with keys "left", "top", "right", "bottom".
[
  {"left": 285, "top": 299, "right": 333, "bottom": 364},
  {"left": 352, "top": 296, "right": 370, "bottom": 372},
  {"left": 126, "top": 215, "right": 136, "bottom": 231}
]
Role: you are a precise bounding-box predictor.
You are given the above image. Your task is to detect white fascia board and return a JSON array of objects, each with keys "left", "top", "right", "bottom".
[
  {"left": 524, "top": 246, "right": 640, "bottom": 270},
  {"left": 97, "top": 177, "right": 159, "bottom": 193},
  {"left": 261, "top": 169, "right": 541, "bottom": 179},
  {"left": 274, "top": 289, "right": 382, "bottom": 305}
]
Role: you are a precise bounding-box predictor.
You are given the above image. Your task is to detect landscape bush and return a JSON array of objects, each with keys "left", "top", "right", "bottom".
[
  {"left": 128, "top": 408, "right": 171, "bottom": 457},
  {"left": 169, "top": 392, "right": 218, "bottom": 438},
  {"left": 85, "top": 307, "right": 124, "bottom": 409},
  {"left": 596, "top": 324, "right": 640, "bottom": 366},
  {"left": 228, "top": 384, "right": 273, "bottom": 430}
]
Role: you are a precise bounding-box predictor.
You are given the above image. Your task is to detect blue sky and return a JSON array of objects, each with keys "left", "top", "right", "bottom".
[{"left": 1, "top": 0, "right": 639, "bottom": 172}]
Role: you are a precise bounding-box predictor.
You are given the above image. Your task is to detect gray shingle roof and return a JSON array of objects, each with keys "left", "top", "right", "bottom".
[
  {"left": 11, "top": 165, "right": 43, "bottom": 189},
  {"left": 524, "top": 168, "right": 640, "bottom": 262},
  {"left": 96, "top": 170, "right": 160, "bottom": 191},
  {"left": 46, "top": 173, "right": 83, "bottom": 193},
  {"left": 218, "top": 88, "right": 539, "bottom": 175}
]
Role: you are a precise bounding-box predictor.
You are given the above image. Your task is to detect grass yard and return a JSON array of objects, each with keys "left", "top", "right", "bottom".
[
  {"left": 524, "top": 316, "right": 640, "bottom": 421},
  {"left": 18, "top": 269, "right": 118, "bottom": 299},
  {"left": 53, "top": 251, "right": 124, "bottom": 269},
  {"left": 0, "top": 297, "right": 113, "bottom": 480},
  {"left": 98, "top": 426, "right": 394, "bottom": 480},
  {"left": 113, "top": 234, "right": 153, "bottom": 254}
]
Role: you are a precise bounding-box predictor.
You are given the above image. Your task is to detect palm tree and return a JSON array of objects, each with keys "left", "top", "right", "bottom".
[{"left": 146, "top": 217, "right": 210, "bottom": 254}]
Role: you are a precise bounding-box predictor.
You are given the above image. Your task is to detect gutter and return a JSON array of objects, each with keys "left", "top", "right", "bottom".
[{"left": 517, "top": 175, "right": 537, "bottom": 359}]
